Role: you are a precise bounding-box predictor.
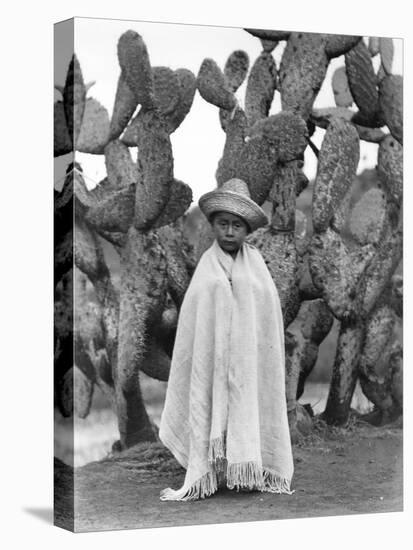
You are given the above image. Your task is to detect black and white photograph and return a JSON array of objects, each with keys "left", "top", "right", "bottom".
[
  {"left": 3, "top": 2, "right": 410, "bottom": 547},
  {"left": 52, "top": 14, "right": 404, "bottom": 533}
]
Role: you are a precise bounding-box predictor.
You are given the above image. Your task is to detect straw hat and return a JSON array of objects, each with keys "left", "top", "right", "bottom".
[{"left": 198, "top": 178, "right": 268, "bottom": 232}]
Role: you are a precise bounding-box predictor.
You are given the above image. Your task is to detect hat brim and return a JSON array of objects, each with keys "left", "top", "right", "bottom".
[{"left": 198, "top": 190, "right": 268, "bottom": 232}]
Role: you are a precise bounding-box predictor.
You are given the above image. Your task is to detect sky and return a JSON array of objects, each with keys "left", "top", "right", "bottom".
[{"left": 54, "top": 17, "right": 402, "bottom": 205}]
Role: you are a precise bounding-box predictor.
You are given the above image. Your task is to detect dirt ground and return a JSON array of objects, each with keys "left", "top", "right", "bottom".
[{"left": 54, "top": 419, "right": 403, "bottom": 533}]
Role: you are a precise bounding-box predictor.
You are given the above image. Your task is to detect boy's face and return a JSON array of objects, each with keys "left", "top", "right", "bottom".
[{"left": 211, "top": 211, "right": 249, "bottom": 254}]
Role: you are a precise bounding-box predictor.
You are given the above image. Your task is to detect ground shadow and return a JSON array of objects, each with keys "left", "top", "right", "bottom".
[{"left": 23, "top": 507, "right": 53, "bottom": 524}]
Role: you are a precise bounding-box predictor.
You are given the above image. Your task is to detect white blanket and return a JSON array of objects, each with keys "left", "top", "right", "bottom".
[{"left": 159, "top": 239, "right": 294, "bottom": 500}]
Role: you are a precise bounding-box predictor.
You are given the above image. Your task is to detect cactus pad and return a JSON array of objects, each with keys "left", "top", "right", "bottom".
[
  {"left": 358, "top": 224, "right": 403, "bottom": 317},
  {"left": 85, "top": 184, "right": 135, "bottom": 234},
  {"left": 295, "top": 208, "right": 308, "bottom": 253},
  {"left": 152, "top": 179, "right": 193, "bottom": 229},
  {"left": 258, "top": 111, "right": 308, "bottom": 162},
  {"left": 54, "top": 101, "right": 72, "bottom": 156},
  {"left": 245, "top": 52, "right": 277, "bottom": 127},
  {"left": 153, "top": 66, "right": 181, "bottom": 115},
  {"left": 360, "top": 303, "right": 395, "bottom": 377},
  {"left": 376, "top": 63, "right": 387, "bottom": 83},
  {"left": 279, "top": 32, "right": 329, "bottom": 120},
  {"left": 59, "top": 366, "right": 94, "bottom": 418},
  {"left": 311, "top": 106, "right": 355, "bottom": 126},
  {"left": 104, "top": 140, "right": 137, "bottom": 189},
  {"left": 260, "top": 38, "right": 279, "bottom": 53},
  {"left": 120, "top": 111, "right": 141, "bottom": 146},
  {"left": 379, "top": 75, "right": 403, "bottom": 144},
  {"left": 224, "top": 50, "right": 250, "bottom": 92},
  {"left": 74, "top": 216, "right": 111, "bottom": 284},
  {"left": 294, "top": 298, "right": 334, "bottom": 343},
  {"left": 377, "top": 134, "right": 403, "bottom": 204},
  {"left": 390, "top": 274, "right": 403, "bottom": 318},
  {"left": 349, "top": 188, "right": 388, "bottom": 245},
  {"left": 236, "top": 134, "right": 278, "bottom": 205},
  {"left": 345, "top": 40, "right": 383, "bottom": 127},
  {"left": 247, "top": 229, "right": 299, "bottom": 326},
  {"left": 244, "top": 28, "right": 291, "bottom": 41},
  {"left": 285, "top": 298, "right": 333, "bottom": 407},
  {"left": 120, "top": 68, "right": 196, "bottom": 143},
  {"left": 140, "top": 337, "right": 171, "bottom": 381},
  {"left": 197, "top": 58, "right": 236, "bottom": 110},
  {"left": 311, "top": 107, "right": 380, "bottom": 139},
  {"left": 72, "top": 168, "right": 103, "bottom": 211},
  {"left": 308, "top": 227, "right": 375, "bottom": 319},
  {"left": 76, "top": 98, "right": 110, "bottom": 154},
  {"left": 216, "top": 107, "right": 247, "bottom": 186},
  {"left": 324, "top": 34, "right": 362, "bottom": 58},
  {"left": 83, "top": 176, "right": 122, "bottom": 204},
  {"left": 134, "top": 110, "right": 174, "bottom": 229},
  {"left": 379, "top": 37, "right": 394, "bottom": 75},
  {"left": 332, "top": 66, "right": 353, "bottom": 108},
  {"left": 330, "top": 183, "right": 353, "bottom": 233},
  {"left": 359, "top": 338, "right": 402, "bottom": 421},
  {"left": 368, "top": 37, "right": 380, "bottom": 57},
  {"left": 295, "top": 162, "right": 309, "bottom": 196},
  {"left": 63, "top": 54, "right": 86, "bottom": 147},
  {"left": 156, "top": 223, "right": 192, "bottom": 307},
  {"left": 312, "top": 117, "right": 360, "bottom": 232},
  {"left": 117, "top": 30, "right": 155, "bottom": 108},
  {"left": 165, "top": 68, "right": 197, "bottom": 133},
  {"left": 269, "top": 162, "right": 301, "bottom": 232},
  {"left": 109, "top": 73, "right": 139, "bottom": 141}
]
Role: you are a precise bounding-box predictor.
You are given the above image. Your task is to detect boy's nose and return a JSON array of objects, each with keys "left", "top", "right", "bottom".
[{"left": 226, "top": 225, "right": 234, "bottom": 236}]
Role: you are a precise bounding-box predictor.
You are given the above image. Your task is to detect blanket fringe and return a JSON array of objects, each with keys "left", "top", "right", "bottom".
[
  {"left": 160, "top": 454, "right": 294, "bottom": 501},
  {"left": 208, "top": 433, "right": 227, "bottom": 470},
  {"left": 226, "top": 462, "right": 294, "bottom": 495},
  {"left": 226, "top": 461, "right": 263, "bottom": 491},
  {"left": 160, "top": 470, "right": 218, "bottom": 501},
  {"left": 262, "top": 469, "right": 295, "bottom": 495},
  {"left": 159, "top": 465, "right": 294, "bottom": 501}
]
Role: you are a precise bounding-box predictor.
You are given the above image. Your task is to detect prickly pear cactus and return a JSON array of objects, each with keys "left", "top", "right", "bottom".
[
  {"left": 307, "top": 34, "right": 403, "bottom": 424},
  {"left": 196, "top": 29, "right": 402, "bottom": 431},
  {"left": 55, "top": 27, "right": 402, "bottom": 451},
  {"left": 54, "top": 30, "right": 196, "bottom": 449}
]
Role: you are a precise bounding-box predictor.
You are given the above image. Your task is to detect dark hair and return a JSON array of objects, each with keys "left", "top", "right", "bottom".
[{"left": 209, "top": 210, "right": 251, "bottom": 234}]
